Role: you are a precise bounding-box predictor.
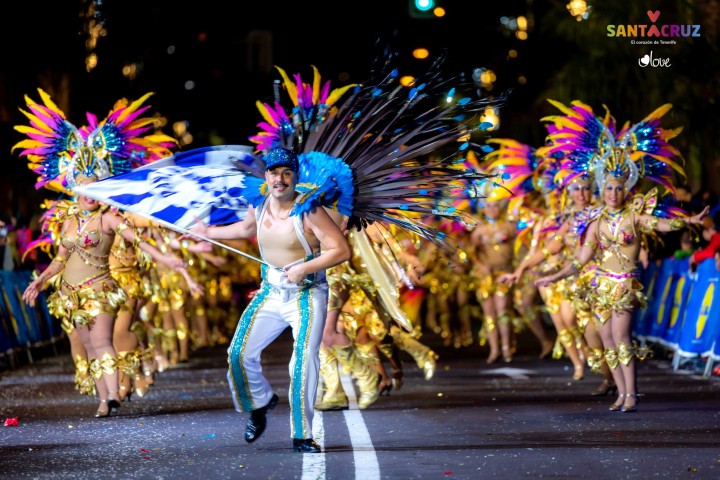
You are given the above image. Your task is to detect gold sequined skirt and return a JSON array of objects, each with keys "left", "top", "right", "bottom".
[
  {"left": 48, "top": 274, "right": 128, "bottom": 332},
  {"left": 110, "top": 266, "right": 145, "bottom": 299},
  {"left": 592, "top": 272, "right": 647, "bottom": 325}
]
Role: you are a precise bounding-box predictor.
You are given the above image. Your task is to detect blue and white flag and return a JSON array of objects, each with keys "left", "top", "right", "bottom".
[{"left": 74, "top": 145, "right": 264, "bottom": 230}]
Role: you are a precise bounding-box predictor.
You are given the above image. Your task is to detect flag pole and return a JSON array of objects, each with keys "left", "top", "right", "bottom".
[
  {"left": 107, "top": 206, "right": 275, "bottom": 269},
  {"left": 165, "top": 223, "right": 274, "bottom": 269}
]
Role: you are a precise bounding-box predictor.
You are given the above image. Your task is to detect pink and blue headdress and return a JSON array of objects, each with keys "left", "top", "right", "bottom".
[
  {"left": 539, "top": 99, "right": 685, "bottom": 196},
  {"left": 13, "top": 89, "right": 176, "bottom": 195}
]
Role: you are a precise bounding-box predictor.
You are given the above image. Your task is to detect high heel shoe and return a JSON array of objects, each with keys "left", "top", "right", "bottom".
[
  {"left": 155, "top": 354, "right": 169, "bottom": 373},
  {"left": 486, "top": 350, "right": 500, "bottom": 364},
  {"left": 501, "top": 345, "right": 513, "bottom": 363},
  {"left": 621, "top": 393, "right": 641, "bottom": 413},
  {"left": 378, "top": 378, "right": 393, "bottom": 396},
  {"left": 121, "top": 388, "right": 133, "bottom": 402},
  {"left": 421, "top": 351, "right": 438, "bottom": 380},
  {"left": 94, "top": 400, "right": 110, "bottom": 418},
  {"left": 134, "top": 374, "right": 151, "bottom": 398},
  {"left": 608, "top": 393, "right": 626, "bottom": 412},
  {"left": 94, "top": 399, "right": 121, "bottom": 418},
  {"left": 391, "top": 370, "right": 404, "bottom": 391},
  {"left": 572, "top": 364, "right": 584, "bottom": 381},
  {"left": 591, "top": 380, "right": 618, "bottom": 397},
  {"left": 119, "top": 384, "right": 134, "bottom": 402}
]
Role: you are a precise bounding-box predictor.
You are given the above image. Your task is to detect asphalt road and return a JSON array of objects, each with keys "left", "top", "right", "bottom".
[{"left": 1, "top": 329, "right": 719, "bottom": 480}]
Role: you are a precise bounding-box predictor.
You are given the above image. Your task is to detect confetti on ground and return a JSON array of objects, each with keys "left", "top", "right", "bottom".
[{"left": 4, "top": 417, "right": 19, "bottom": 427}]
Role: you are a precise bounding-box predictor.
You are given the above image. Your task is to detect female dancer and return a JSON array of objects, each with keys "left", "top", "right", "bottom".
[
  {"left": 470, "top": 198, "right": 517, "bottom": 363},
  {"left": 109, "top": 223, "right": 152, "bottom": 400},
  {"left": 22, "top": 179, "right": 198, "bottom": 416},
  {"left": 533, "top": 100, "right": 707, "bottom": 412},
  {"left": 503, "top": 173, "right": 611, "bottom": 389},
  {"left": 536, "top": 173, "right": 707, "bottom": 410},
  {"left": 16, "top": 89, "right": 196, "bottom": 417}
]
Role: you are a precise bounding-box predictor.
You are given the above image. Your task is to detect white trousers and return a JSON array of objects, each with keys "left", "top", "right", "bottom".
[{"left": 227, "top": 278, "right": 327, "bottom": 440}]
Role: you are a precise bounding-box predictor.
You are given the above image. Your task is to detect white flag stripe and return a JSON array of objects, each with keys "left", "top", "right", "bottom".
[
  {"left": 72, "top": 145, "right": 271, "bottom": 266},
  {"left": 74, "top": 144, "right": 258, "bottom": 229}
]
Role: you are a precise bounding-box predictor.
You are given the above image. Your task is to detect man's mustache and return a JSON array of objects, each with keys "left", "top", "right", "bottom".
[{"left": 273, "top": 182, "right": 289, "bottom": 188}]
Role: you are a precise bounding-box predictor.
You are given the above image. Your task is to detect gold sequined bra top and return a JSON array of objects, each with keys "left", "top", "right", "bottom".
[
  {"left": 60, "top": 211, "right": 109, "bottom": 271},
  {"left": 597, "top": 208, "right": 638, "bottom": 273},
  {"left": 61, "top": 226, "right": 102, "bottom": 251}
]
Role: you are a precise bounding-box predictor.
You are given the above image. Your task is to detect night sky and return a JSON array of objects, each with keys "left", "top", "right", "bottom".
[
  {"left": 1, "top": 0, "right": 716, "bottom": 218},
  {"left": 0, "top": 1, "right": 554, "bottom": 149}
]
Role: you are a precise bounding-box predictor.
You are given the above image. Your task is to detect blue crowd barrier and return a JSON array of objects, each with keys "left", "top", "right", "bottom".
[
  {"left": 0, "top": 270, "right": 60, "bottom": 360},
  {"left": 634, "top": 260, "right": 660, "bottom": 339},
  {"left": 675, "top": 259, "right": 720, "bottom": 358},
  {"left": 644, "top": 258, "right": 677, "bottom": 343},
  {"left": 661, "top": 257, "right": 694, "bottom": 349}
]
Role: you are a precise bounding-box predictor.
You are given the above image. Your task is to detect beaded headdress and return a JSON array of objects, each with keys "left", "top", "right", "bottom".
[{"left": 595, "top": 146, "right": 639, "bottom": 191}]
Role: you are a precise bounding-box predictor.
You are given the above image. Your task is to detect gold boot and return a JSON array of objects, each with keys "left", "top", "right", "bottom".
[
  {"left": 390, "top": 326, "right": 438, "bottom": 380},
  {"left": 315, "top": 347, "right": 348, "bottom": 411},
  {"left": 333, "top": 345, "right": 379, "bottom": 409}
]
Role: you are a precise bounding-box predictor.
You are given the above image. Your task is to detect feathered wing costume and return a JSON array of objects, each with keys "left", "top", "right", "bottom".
[{"left": 242, "top": 54, "right": 507, "bottom": 248}]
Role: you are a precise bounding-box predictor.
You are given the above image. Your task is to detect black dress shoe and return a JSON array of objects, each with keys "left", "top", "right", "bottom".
[
  {"left": 244, "top": 393, "right": 279, "bottom": 443},
  {"left": 292, "top": 438, "right": 321, "bottom": 453}
]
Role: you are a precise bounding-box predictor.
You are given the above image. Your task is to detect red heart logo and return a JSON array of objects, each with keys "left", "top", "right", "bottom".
[{"left": 647, "top": 10, "right": 660, "bottom": 22}]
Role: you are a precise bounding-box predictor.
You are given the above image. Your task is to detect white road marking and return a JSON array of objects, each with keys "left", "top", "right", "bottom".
[
  {"left": 340, "top": 373, "right": 380, "bottom": 480},
  {"left": 480, "top": 367, "right": 535, "bottom": 380},
  {"left": 302, "top": 410, "right": 325, "bottom": 480},
  {"left": 303, "top": 371, "right": 380, "bottom": 479}
]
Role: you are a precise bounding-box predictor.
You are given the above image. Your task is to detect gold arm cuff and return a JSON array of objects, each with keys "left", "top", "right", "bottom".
[
  {"left": 115, "top": 221, "right": 130, "bottom": 234},
  {"left": 53, "top": 255, "right": 68, "bottom": 265},
  {"left": 541, "top": 247, "right": 552, "bottom": 259},
  {"left": 116, "top": 220, "right": 147, "bottom": 248},
  {"left": 668, "top": 217, "right": 686, "bottom": 231}
]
